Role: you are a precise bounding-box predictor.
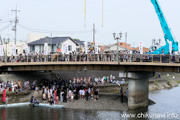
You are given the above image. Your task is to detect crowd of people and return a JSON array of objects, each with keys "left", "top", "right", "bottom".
[
  {"left": 0, "top": 50, "right": 151, "bottom": 63},
  {"left": 41, "top": 77, "right": 102, "bottom": 104},
  {"left": 1, "top": 49, "right": 180, "bottom": 63},
  {"left": 0, "top": 80, "right": 29, "bottom": 94},
  {"left": 0, "top": 74, "right": 126, "bottom": 105}
]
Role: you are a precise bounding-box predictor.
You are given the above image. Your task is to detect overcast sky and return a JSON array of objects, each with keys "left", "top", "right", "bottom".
[{"left": 0, "top": 0, "right": 180, "bottom": 48}]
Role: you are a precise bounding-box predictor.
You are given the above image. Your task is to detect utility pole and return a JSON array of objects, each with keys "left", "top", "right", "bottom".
[
  {"left": 12, "top": 6, "right": 20, "bottom": 45},
  {"left": 93, "top": 23, "right": 96, "bottom": 49}
]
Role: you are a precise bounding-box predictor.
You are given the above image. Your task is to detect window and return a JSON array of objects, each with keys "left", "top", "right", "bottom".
[
  {"left": 76, "top": 48, "right": 80, "bottom": 52},
  {"left": 68, "top": 45, "right": 72, "bottom": 51},
  {"left": 30, "top": 46, "right": 35, "bottom": 53}
]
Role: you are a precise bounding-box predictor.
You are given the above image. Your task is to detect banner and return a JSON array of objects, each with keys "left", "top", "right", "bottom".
[
  {"left": 95, "top": 41, "right": 98, "bottom": 54},
  {"left": 0, "top": 45, "right": 4, "bottom": 56},
  {"left": 24, "top": 44, "right": 28, "bottom": 54},
  {"left": 84, "top": 41, "right": 88, "bottom": 54},
  {"left": 64, "top": 43, "right": 68, "bottom": 54},
  {"left": 13, "top": 45, "right": 16, "bottom": 56},
  {"left": 139, "top": 41, "right": 143, "bottom": 54},
  {"left": 3, "top": 89, "right": 6, "bottom": 102},
  {"left": 44, "top": 43, "right": 48, "bottom": 55},
  {"left": 55, "top": 90, "right": 57, "bottom": 104}
]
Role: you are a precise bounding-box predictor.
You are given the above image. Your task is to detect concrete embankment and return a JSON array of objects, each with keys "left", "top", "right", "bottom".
[{"left": 0, "top": 90, "right": 40, "bottom": 105}]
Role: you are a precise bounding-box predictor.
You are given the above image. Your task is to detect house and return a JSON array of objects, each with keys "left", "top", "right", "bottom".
[
  {"left": 103, "top": 42, "right": 133, "bottom": 53},
  {"left": 27, "top": 37, "right": 78, "bottom": 54},
  {"left": 73, "top": 40, "right": 85, "bottom": 52},
  {"left": 132, "top": 47, "right": 149, "bottom": 53},
  {"left": 103, "top": 42, "right": 149, "bottom": 53}
]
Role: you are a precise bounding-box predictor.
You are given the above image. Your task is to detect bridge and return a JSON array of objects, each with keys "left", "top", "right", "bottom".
[
  {"left": 0, "top": 54, "right": 179, "bottom": 72},
  {"left": 0, "top": 54, "right": 179, "bottom": 109}
]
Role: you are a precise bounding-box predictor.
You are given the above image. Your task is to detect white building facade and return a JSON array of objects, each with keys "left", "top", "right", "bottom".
[{"left": 27, "top": 37, "right": 78, "bottom": 54}]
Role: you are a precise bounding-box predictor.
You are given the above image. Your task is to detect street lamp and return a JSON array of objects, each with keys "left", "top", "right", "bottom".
[
  {"left": 3, "top": 38, "right": 10, "bottom": 63},
  {"left": 113, "top": 32, "right": 122, "bottom": 61}
]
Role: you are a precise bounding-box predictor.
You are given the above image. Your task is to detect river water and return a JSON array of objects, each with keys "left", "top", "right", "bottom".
[{"left": 0, "top": 85, "right": 180, "bottom": 120}]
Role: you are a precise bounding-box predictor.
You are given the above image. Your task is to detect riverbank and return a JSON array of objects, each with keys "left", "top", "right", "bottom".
[
  {"left": 0, "top": 74, "right": 179, "bottom": 110},
  {"left": 59, "top": 94, "right": 128, "bottom": 111}
]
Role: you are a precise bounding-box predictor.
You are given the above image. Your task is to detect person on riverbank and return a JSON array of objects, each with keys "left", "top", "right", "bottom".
[
  {"left": 49, "top": 97, "right": 54, "bottom": 105},
  {"left": 94, "top": 88, "right": 98, "bottom": 101},
  {"left": 82, "top": 88, "right": 85, "bottom": 100},
  {"left": 126, "top": 88, "right": 128, "bottom": 101},
  {"left": 48, "top": 90, "right": 51, "bottom": 101},
  {"left": 90, "top": 88, "right": 94, "bottom": 99},
  {"left": 42, "top": 91, "right": 46, "bottom": 102},
  {"left": 79, "top": 88, "right": 82, "bottom": 99},
  {"left": 120, "top": 87, "right": 123, "bottom": 103},
  {"left": 60, "top": 90, "right": 64, "bottom": 102},
  {"left": 30, "top": 95, "right": 34, "bottom": 105},
  {"left": 71, "top": 92, "right": 74, "bottom": 102},
  {"left": 35, "top": 86, "right": 39, "bottom": 94},
  {"left": 88, "top": 87, "right": 91, "bottom": 99},
  {"left": 34, "top": 98, "right": 40, "bottom": 104},
  {"left": 9, "top": 81, "right": 12, "bottom": 92},
  {"left": 85, "top": 88, "right": 89, "bottom": 101},
  {"left": 158, "top": 73, "right": 161, "bottom": 80},
  {"left": 63, "top": 90, "right": 67, "bottom": 102}
]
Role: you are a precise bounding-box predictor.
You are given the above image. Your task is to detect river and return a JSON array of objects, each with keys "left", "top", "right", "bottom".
[{"left": 0, "top": 85, "right": 180, "bottom": 120}]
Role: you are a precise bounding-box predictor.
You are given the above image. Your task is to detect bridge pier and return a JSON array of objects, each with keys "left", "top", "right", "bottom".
[{"left": 120, "top": 71, "right": 154, "bottom": 109}]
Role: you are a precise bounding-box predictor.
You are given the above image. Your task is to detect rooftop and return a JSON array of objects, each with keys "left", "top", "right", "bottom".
[{"left": 28, "top": 37, "right": 77, "bottom": 45}]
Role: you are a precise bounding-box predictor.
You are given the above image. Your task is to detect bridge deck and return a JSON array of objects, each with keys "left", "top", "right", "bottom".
[{"left": 0, "top": 61, "right": 179, "bottom": 72}]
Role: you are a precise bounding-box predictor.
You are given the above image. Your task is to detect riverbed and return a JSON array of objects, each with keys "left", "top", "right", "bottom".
[{"left": 0, "top": 85, "right": 180, "bottom": 120}]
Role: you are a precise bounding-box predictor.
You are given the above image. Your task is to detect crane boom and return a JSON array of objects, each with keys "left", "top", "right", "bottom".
[{"left": 150, "top": 0, "right": 178, "bottom": 54}]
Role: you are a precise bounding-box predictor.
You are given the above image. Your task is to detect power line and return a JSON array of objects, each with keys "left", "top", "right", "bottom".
[
  {"left": 0, "top": 20, "right": 13, "bottom": 23},
  {"left": 0, "top": 22, "right": 14, "bottom": 32},
  {"left": 17, "top": 23, "right": 92, "bottom": 34},
  {"left": 0, "top": 11, "right": 14, "bottom": 21}
]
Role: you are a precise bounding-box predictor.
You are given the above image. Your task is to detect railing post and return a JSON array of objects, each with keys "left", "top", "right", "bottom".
[
  {"left": 151, "top": 55, "right": 153, "bottom": 63},
  {"left": 160, "top": 55, "right": 162, "bottom": 63},
  {"left": 68, "top": 54, "right": 70, "bottom": 62},
  {"left": 169, "top": 55, "right": 171, "bottom": 63},
  {"left": 97, "top": 54, "right": 99, "bottom": 61},
  {"left": 56, "top": 54, "right": 58, "bottom": 62},
  {"left": 75, "top": 54, "right": 77, "bottom": 62},
  {"left": 141, "top": 54, "right": 142, "bottom": 62},
  {"left": 87, "top": 54, "right": 89, "bottom": 62},
  {"left": 177, "top": 55, "right": 179, "bottom": 63}
]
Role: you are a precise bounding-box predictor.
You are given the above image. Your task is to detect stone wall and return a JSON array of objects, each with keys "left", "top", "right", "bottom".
[
  {"left": 0, "top": 71, "right": 51, "bottom": 86},
  {"left": 53, "top": 70, "right": 123, "bottom": 80}
]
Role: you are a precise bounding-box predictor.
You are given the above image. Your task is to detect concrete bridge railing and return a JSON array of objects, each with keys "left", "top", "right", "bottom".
[{"left": 0, "top": 54, "right": 179, "bottom": 63}]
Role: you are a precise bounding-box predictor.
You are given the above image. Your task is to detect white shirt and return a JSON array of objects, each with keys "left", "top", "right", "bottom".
[
  {"left": 88, "top": 88, "right": 91, "bottom": 94},
  {"left": 82, "top": 90, "right": 85, "bottom": 95}
]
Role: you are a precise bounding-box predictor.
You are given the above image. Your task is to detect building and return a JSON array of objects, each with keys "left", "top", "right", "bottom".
[
  {"left": 132, "top": 47, "right": 149, "bottom": 53},
  {"left": 73, "top": 40, "right": 85, "bottom": 52},
  {"left": 3, "top": 41, "right": 26, "bottom": 56},
  {"left": 27, "top": 37, "right": 78, "bottom": 54},
  {"left": 103, "top": 42, "right": 133, "bottom": 53},
  {"left": 27, "top": 33, "right": 45, "bottom": 43},
  {"left": 103, "top": 42, "right": 149, "bottom": 53}
]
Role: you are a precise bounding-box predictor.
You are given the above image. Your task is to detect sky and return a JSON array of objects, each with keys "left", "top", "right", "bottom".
[{"left": 0, "top": 0, "right": 180, "bottom": 48}]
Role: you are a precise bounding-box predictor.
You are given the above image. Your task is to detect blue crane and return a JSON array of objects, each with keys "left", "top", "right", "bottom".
[{"left": 149, "top": 0, "right": 178, "bottom": 54}]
